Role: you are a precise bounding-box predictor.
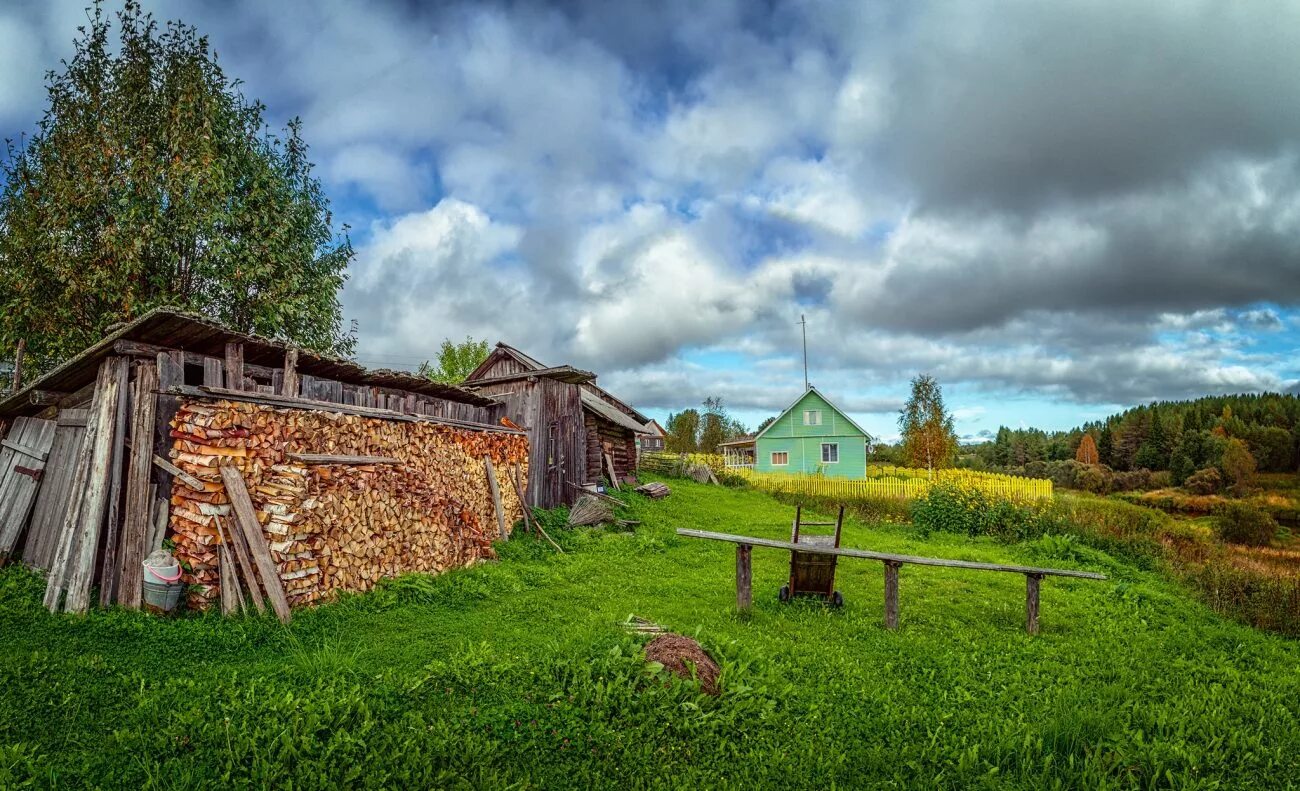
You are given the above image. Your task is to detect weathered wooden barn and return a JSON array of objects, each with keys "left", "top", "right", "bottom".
[
  {"left": 0, "top": 309, "right": 528, "bottom": 618},
  {"left": 462, "top": 343, "right": 650, "bottom": 508}
]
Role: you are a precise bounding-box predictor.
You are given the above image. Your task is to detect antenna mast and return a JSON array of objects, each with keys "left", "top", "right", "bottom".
[{"left": 799, "top": 314, "right": 809, "bottom": 391}]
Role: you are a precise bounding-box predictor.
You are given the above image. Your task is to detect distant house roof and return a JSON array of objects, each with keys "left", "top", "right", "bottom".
[
  {"left": 643, "top": 419, "right": 667, "bottom": 437},
  {"left": 752, "top": 386, "right": 872, "bottom": 442},
  {"left": 580, "top": 388, "right": 650, "bottom": 434},
  {"left": 0, "top": 308, "right": 496, "bottom": 420},
  {"left": 717, "top": 434, "right": 756, "bottom": 447}
]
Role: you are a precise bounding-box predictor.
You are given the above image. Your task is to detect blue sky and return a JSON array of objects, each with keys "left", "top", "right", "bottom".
[{"left": 3, "top": 1, "right": 1299, "bottom": 442}]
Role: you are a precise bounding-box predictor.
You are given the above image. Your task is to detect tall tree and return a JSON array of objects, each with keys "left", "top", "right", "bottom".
[
  {"left": 1098, "top": 424, "right": 1115, "bottom": 467},
  {"left": 898, "top": 374, "right": 959, "bottom": 474},
  {"left": 0, "top": 2, "right": 354, "bottom": 378},
  {"left": 665, "top": 409, "right": 700, "bottom": 453},
  {"left": 1075, "top": 433, "right": 1099, "bottom": 465},
  {"left": 1220, "top": 438, "right": 1257, "bottom": 490},
  {"left": 992, "top": 426, "right": 1012, "bottom": 467},
  {"left": 418, "top": 337, "right": 490, "bottom": 384}
]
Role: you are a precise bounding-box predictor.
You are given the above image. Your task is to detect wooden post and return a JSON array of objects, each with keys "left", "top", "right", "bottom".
[
  {"left": 11, "top": 339, "right": 24, "bottom": 392},
  {"left": 97, "top": 359, "right": 131, "bottom": 607},
  {"left": 736, "top": 543, "right": 752, "bottom": 613},
  {"left": 484, "top": 455, "right": 507, "bottom": 541},
  {"left": 884, "top": 561, "right": 900, "bottom": 630},
  {"left": 224, "top": 343, "right": 244, "bottom": 391},
  {"left": 117, "top": 363, "right": 158, "bottom": 609},
  {"left": 1026, "top": 573, "right": 1042, "bottom": 635},
  {"left": 281, "top": 348, "right": 299, "bottom": 397}
]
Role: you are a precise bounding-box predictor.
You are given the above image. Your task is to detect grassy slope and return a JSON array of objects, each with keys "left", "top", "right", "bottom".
[{"left": 1, "top": 480, "right": 1298, "bottom": 790}]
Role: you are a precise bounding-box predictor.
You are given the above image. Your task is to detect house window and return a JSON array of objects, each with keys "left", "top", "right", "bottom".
[
  {"left": 803, "top": 410, "right": 822, "bottom": 426},
  {"left": 771, "top": 451, "right": 789, "bottom": 466},
  {"left": 821, "top": 443, "right": 839, "bottom": 463}
]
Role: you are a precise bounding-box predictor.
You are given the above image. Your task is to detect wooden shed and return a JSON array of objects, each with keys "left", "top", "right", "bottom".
[
  {"left": 462, "top": 343, "right": 650, "bottom": 508},
  {"left": 0, "top": 309, "right": 529, "bottom": 617}
]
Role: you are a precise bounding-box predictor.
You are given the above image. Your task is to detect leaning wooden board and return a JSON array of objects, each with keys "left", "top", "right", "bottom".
[
  {"left": 21, "top": 413, "right": 88, "bottom": 570},
  {"left": 0, "top": 417, "right": 57, "bottom": 563}
]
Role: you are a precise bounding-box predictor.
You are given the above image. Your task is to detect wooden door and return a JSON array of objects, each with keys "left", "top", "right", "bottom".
[{"left": 0, "top": 416, "right": 58, "bottom": 563}]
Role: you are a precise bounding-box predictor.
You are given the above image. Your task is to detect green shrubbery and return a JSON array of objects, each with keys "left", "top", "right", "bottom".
[
  {"left": 910, "top": 484, "right": 1057, "bottom": 543},
  {"left": 1215, "top": 502, "right": 1278, "bottom": 546}
]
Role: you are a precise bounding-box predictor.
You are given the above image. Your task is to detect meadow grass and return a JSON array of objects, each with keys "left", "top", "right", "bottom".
[{"left": 1, "top": 479, "right": 1298, "bottom": 789}]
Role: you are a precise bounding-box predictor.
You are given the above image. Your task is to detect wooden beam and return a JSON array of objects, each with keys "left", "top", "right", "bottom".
[
  {"left": 736, "top": 543, "right": 752, "bottom": 613},
  {"left": 884, "top": 561, "right": 900, "bottom": 630},
  {"left": 674, "top": 529, "right": 1107, "bottom": 580},
  {"left": 224, "top": 343, "right": 244, "bottom": 391},
  {"left": 29, "top": 390, "right": 68, "bottom": 406},
  {"left": 484, "top": 456, "right": 506, "bottom": 541},
  {"left": 0, "top": 438, "right": 47, "bottom": 462},
  {"left": 117, "top": 362, "right": 158, "bottom": 610},
  {"left": 1026, "top": 573, "right": 1042, "bottom": 635},
  {"left": 285, "top": 453, "right": 401, "bottom": 465},
  {"left": 168, "top": 385, "right": 526, "bottom": 436},
  {"left": 281, "top": 348, "right": 299, "bottom": 398},
  {"left": 220, "top": 464, "right": 291, "bottom": 623},
  {"left": 97, "top": 359, "right": 131, "bottom": 607},
  {"left": 151, "top": 455, "right": 205, "bottom": 491}
]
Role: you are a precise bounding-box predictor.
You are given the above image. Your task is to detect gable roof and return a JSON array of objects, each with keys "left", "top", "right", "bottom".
[
  {"left": 752, "top": 386, "right": 872, "bottom": 442},
  {"left": 464, "top": 342, "right": 548, "bottom": 381},
  {"left": 464, "top": 342, "right": 650, "bottom": 425},
  {"left": 461, "top": 365, "right": 595, "bottom": 387},
  {"left": 643, "top": 419, "right": 666, "bottom": 437}
]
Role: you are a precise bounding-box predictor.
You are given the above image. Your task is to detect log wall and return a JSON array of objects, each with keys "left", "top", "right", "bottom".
[{"left": 166, "top": 398, "right": 528, "bottom": 610}]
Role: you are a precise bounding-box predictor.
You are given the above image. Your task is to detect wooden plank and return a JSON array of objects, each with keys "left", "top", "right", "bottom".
[
  {"left": 218, "top": 543, "right": 240, "bottom": 615},
  {"left": 202, "top": 357, "right": 224, "bottom": 388},
  {"left": 147, "top": 493, "right": 168, "bottom": 553},
  {"left": 220, "top": 464, "right": 291, "bottom": 623},
  {"left": 97, "top": 358, "right": 131, "bottom": 607},
  {"left": 604, "top": 451, "right": 620, "bottom": 490},
  {"left": 1, "top": 438, "right": 48, "bottom": 462},
  {"left": 736, "top": 543, "right": 752, "bottom": 613},
  {"left": 674, "top": 529, "right": 1108, "bottom": 580},
  {"left": 22, "top": 420, "right": 84, "bottom": 569},
  {"left": 484, "top": 455, "right": 507, "bottom": 541},
  {"left": 224, "top": 343, "right": 244, "bottom": 391},
  {"left": 1026, "top": 573, "right": 1042, "bottom": 636},
  {"left": 0, "top": 418, "right": 56, "bottom": 562},
  {"left": 153, "top": 351, "right": 184, "bottom": 498},
  {"left": 281, "top": 349, "right": 299, "bottom": 397},
  {"left": 56, "top": 409, "right": 89, "bottom": 427},
  {"left": 170, "top": 385, "right": 525, "bottom": 436},
  {"left": 217, "top": 514, "right": 265, "bottom": 614},
  {"left": 152, "top": 455, "right": 205, "bottom": 491},
  {"left": 285, "top": 454, "right": 402, "bottom": 465},
  {"left": 117, "top": 362, "right": 158, "bottom": 609},
  {"left": 884, "top": 561, "right": 900, "bottom": 630}
]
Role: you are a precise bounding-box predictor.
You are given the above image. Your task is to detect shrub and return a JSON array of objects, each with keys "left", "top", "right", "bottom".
[
  {"left": 1185, "top": 467, "right": 1223, "bottom": 495},
  {"left": 1214, "top": 502, "right": 1277, "bottom": 547},
  {"left": 1073, "top": 464, "right": 1111, "bottom": 494},
  {"left": 910, "top": 483, "right": 1053, "bottom": 543}
]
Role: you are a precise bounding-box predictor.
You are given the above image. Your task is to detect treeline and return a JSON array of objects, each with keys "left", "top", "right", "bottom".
[
  {"left": 664, "top": 397, "right": 749, "bottom": 454},
  {"left": 967, "top": 393, "right": 1300, "bottom": 485}
]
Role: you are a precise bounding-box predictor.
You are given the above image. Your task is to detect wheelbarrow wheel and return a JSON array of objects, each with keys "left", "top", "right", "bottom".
[
  {"left": 831, "top": 590, "right": 844, "bottom": 608},
  {"left": 778, "top": 585, "right": 790, "bottom": 602}
]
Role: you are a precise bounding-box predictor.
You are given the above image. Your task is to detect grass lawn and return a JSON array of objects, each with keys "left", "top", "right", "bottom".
[{"left": 2, "top": 479, "right": 1298, "bottom": 789}]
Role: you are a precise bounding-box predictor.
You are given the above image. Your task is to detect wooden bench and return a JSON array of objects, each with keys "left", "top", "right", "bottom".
[{"left": 676, "top": 528, "right": 1107, "bottom": 634}]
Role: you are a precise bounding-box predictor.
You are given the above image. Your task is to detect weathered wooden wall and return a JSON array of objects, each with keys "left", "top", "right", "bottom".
[
  {"left": 470, "top": 378, "right": 586, "bottom": 508},
  {"left": 584, "top": 413, "right": 638, "bottom": 483},
  {"left": 167, "top": 398, "right": 529, "bottom": 610}
]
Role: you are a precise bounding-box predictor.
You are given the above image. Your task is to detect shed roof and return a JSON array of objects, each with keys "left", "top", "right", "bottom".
[
  {"left": 462, "top": 365, "right": 595, "bottom": 387},
  {"left": 463, "top": 341, "right": 649, "bottom": 424},
  {"left": 580, "top": 389, "right": 650, "bottom": 434},
  {"left": 0, "top": 308, "right": 497, "bottom": 419}
]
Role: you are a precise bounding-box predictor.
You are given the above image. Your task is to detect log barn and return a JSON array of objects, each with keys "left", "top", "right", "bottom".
[
  {"left": 462, "top": 343, "right": 651, "bottom": 508},
  {"left": 0, "top": 309, "right": 528, "bottom": 618}
]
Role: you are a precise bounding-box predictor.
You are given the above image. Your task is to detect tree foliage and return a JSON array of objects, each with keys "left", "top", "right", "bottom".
[
  {"left": 666, "top": 397, "right": 747, "bottom": 453},
  {"left": 418, "top": 337, "right": 490, "bottom": 384},
  {"left": 1075, "top": 433, "right": 1099, "bottom": 465},
  {"left": 665, "top": 409, "right": 700, "bottom": 453},
  {"left": 898, "top": 374, "right": 958, "bottom": 473},
  {"left": 0, "top": 1, "right": 354, "bottom": 381}
]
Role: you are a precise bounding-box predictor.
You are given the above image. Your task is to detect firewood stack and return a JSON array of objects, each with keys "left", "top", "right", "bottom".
[{"left": 166, "top": 399, "right": 528, "bottom": 611}]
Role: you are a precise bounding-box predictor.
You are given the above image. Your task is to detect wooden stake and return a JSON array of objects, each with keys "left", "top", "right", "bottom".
[
  {"left": 484, "top": 456, "right": 506, "bottom": 540},
  {"left": 736, "top": 543, "right": 753, "bottom": 613},
  {"left": 884, "top": 561, "right": 900, "bottom": 630},
  {"left": 1026, "top": 573, "right": 1042, "bottom": 635},
  {"left": 220, "top": 464, "right": 291, "bottom": 623}
]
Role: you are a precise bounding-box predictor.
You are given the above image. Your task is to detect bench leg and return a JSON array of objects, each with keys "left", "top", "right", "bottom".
[
  {"left": 736, "top": 544, "right": 752, "bottom": 613},
  {"left": 1026, "top": 573, "right": 1042, "bottom": 635},
  {"left": 884, "top": 561, "right": 900, "bottom": 630}
]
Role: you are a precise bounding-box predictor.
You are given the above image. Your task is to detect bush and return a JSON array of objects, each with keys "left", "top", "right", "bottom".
[
  {"left": 1214, "top": 502, "right": 1277, "bottom": 547},
  {"left": 1073, "top": 464, "right": 1111, "bottom": 494},
  {"left": 910, "top": 484, "right": 1054, "bottom": 543},
  {"left": 1185, "top": 467, "right": 1223, "bottom": 495}
]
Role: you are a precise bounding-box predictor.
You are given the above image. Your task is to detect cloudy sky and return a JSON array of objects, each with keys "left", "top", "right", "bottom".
[{"left": 3, "top": 1, "right": 1299, "bottom": 440}]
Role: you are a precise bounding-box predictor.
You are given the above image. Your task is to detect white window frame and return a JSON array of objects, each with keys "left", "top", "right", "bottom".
[
  {"left": 803, "top": 410, "right": 822, "bottom": 426},
  {"left": 821, "top": 443, "right": 839, "bottom": 463},
  {"left": 771, "top": 451, "right": 789, "bottom": 466}
]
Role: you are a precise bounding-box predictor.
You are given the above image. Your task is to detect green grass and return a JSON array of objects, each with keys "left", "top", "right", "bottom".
[{"left": 2, "top": 479, "right": 1298, "bottom": 789}]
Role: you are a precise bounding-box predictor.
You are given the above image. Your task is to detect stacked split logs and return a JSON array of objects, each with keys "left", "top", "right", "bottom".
[{"left": 166, "top": 399, "right": 528, "bottom": 611}]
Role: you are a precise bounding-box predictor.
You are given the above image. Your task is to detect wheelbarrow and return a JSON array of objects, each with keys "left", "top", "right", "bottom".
[{"left": 778, "top": 504, "right": 845, "bottom": 607}]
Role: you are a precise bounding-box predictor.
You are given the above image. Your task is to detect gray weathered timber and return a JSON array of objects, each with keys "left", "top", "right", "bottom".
[
  {"left": 1026, "top": 574, "right": 1042, "bottom": 636},
  {"left": 884, "top": 561, "right": 900, "bottom": 630},
  {"left": 736, "top": 544, "right": 753, "bottom": 612},
  {"left": 98, "top": 359, "right": 131, "bottom": 607},
  {"left": 0, "top": 417, "right": 56, "bottom": 562},
  {"left": 202, "top": 357, "right": 223, "bottom": 388},
  {"left": 675, "top": 529, "right": 1107, "bottom": 579},
  {"left": 219, "top": 543, "right": 240, "bottom": 615},
  {"left": 224, "top": 342, "right": 244, "bottom": 391},
  {"left": 217, "top": 514, "right": 265, "bottom": 614},
  {"left": 281, "top": 348, "right": 299, "bottom": 397},
  {"left": 151, "top": 455, "right": 205, "bottom": 491},
  {"left": 117, "top": 362, "right": 158, "bottom": 609},
  {"left": 484, "top": 455, "right": 506, "bottom": 540},
  {"left": 285, "top": 454, "right": 402, "bottom": 465},
  {"left": 22, "top": 415, "right": 87, "bottom": 569},
  {"left": 220, "top": 464, "right": 291, "bottom": 623}
]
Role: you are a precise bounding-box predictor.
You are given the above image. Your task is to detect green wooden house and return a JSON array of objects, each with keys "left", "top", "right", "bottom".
[{"left": 749, "top": 387, "right": 871, "bottom": 478}]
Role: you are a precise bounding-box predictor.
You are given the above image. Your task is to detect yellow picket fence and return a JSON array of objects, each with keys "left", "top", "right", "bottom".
[{"left": 639, "top": 452, "right": 1052, "bottom": 502}]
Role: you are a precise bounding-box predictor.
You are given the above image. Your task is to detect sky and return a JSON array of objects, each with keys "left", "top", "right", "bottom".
[{"left": 3, "top": 0, "right": 1299, "bottom": 442}]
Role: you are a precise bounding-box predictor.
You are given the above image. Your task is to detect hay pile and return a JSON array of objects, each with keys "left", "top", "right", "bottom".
[{"left": 643, "top": 634, "right": 720, "bottom": 696}]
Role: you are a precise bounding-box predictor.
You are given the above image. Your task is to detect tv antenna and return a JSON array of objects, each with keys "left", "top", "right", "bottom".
[{"left": 799, "top": 314, "right": 809, "bottom": 391}]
